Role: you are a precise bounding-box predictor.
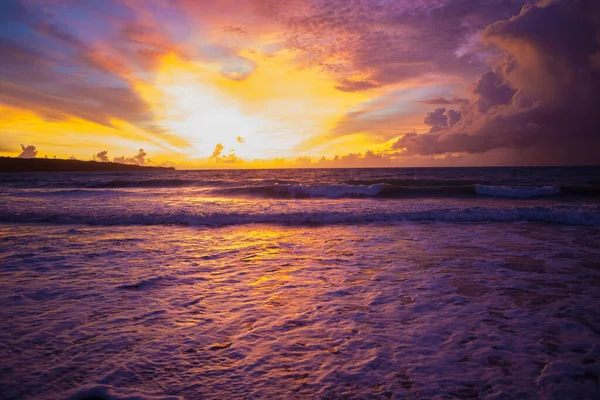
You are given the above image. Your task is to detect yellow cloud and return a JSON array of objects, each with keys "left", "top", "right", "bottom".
[
  {"left": 0, "top": 105, "right": 168, "bottom": 159},
  {"left": 134, "top": 51, "right": 371, "bottom": 161}
]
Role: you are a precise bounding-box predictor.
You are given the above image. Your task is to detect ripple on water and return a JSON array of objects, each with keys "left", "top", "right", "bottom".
[{"left": 0, "top": 223, "right": 599, "bottom": 399}]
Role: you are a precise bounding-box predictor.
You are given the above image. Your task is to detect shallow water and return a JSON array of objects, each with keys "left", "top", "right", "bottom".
[
  {"left": 1, "top": 167, "right": 600, "bottom": 399},
  {"left": 1, "top": 222, "right": 599, "bottom": 399}
]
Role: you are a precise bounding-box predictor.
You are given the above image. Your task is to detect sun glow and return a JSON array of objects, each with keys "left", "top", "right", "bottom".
[{"left": 136, "top": 52, "right": 371, "bottom": 162}]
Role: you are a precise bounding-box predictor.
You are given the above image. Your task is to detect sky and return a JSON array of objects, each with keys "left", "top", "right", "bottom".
[{"left": 0, "top": 0, "right": 599, "bottom": 168}]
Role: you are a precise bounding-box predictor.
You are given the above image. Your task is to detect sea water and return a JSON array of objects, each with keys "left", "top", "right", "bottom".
[{"left": 1, "top": 167, "right": 599, "bottom": 399}]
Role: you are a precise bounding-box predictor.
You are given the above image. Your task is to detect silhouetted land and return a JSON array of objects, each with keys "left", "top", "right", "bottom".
[{"left": 0, "top": 157, "right": 174, "bottom": 173}]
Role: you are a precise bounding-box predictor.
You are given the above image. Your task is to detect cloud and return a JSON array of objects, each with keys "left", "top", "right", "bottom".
[
  {"left": 3, "top": 0, "right": 598, "bottom": 167},
  {"left": 334, "top": 79, "right": 380, "bottom": 93},
  {"left": 472, "top": 71, "right": 516, "bottom": 112},
  {"left": 219, "top": 56, "right": 256, "bottom": 81},
  {"left": 219, "top": 153, "right": 242, "bottom": 164},
  {"left": 424, "top": 108, "right": 449, "bottom": 129},
  {"left": 287, "top": 152, "right": 400, "bottom": 168},
  {"left": 134, "top": 149, "right": 147, "bottom": 165},
  {"left": 210, "top": 143, "right": 225, "bottom": 160},
  {"left": 0, "top": 2, "right": 192, "bottom": 150},
  {"left": 423, "top": 108, "right": 463, "bottom": 130},
  {"left": 325, "top": 88, "right": 438, "bottom": 142},
  {"left": 419, "top": 97, "right": 469, "bottom": 106},
  {"left": 447, "top": 109, "right": 462, "bottom": 127},
  {"left": 17, "top": 144, "right": 37, "bottom": 159},
  {"left": 316, "top": 150, "right": 399, "bottom": 168},
  {"left": 286, "top": 149, "right": 482, "bottom": 168},
  {"left": 273, "top": 0, "right": 526, "bottom": 89},
  {"left": 114, "top": 149, "right": 147, "bottom": 165},
  {"left": 392, "top": 0, "right": 600, "bottom": 165},
  {"left": 210, "top": 143, "right": 241, "bottom": 164},
  {"left": 95, "top": 150, "right": 109, "bottom": 162}
]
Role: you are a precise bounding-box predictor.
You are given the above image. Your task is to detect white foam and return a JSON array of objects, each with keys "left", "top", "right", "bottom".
[{"left": 2, "top": 222, "right": 599, "bottom": 399}]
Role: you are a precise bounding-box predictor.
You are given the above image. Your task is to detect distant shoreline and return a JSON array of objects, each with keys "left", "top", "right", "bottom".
[{"left": 0, "top": 157, "right": 174, "bottom": 173}]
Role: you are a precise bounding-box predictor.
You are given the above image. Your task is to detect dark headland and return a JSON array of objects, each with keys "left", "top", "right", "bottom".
[{"left": 0, "top": 157, "right": 175, "bottom": 173}]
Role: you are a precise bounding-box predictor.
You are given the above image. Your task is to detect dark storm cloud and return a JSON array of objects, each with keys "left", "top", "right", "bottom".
[
  {"left": 424, "top": 107, "right": 463, "bottom": 130},
  {"left": 393, "top": 0, "right": 600, "bottom": 165},
  {"left": 472, "top": 71, "right": 516, "bottom": 113}
]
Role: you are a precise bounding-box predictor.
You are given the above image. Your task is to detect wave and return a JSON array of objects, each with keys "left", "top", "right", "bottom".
[
  {"left": 81, "top": 178, "right": 300, "bottom": 188},
  {"left": 474, "top": 185, "right": 561, "bottom": 198},
  {"left": 1, "top": 205, "right": 598, "bottom": 226},
  {"left": 211, "top": 183, "right": 600, "bottom": 199},
  {"left": 0, "top": 178, "right": 300, "bottom": 189},
  {"left": 342, "top": 178, "right": 488, "bottom": 186},
  {"left": 4, "top": 176, "right": 600, "bottom": 199},
  {"left": 85, "top": 178, "right": 225, "bottom": 188},
  {"left": 216, "top": 183, "right": 387, "bottom": 198}
]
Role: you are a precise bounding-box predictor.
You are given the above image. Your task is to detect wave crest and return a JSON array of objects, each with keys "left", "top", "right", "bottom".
[
  {"left": 213, "top": 183, "right": 582, "bottom": 199},
  {"left": 475, "top": 185, "right": 561, "bottom": 198},
  {"left": 2, "top": 205, "right": 598, "bottom": 226}
]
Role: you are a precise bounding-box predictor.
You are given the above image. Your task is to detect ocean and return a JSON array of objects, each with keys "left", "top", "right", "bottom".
[{"left": 1, "top": 167, "right": 599, "bottom": 399}]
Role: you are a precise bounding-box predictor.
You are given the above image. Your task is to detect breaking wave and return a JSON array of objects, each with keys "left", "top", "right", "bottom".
[
  {"left": 474, "top": 184, "right": 561, "bottom": 198},
  {"left": 212, "top": 183, "right": 600, "bottom": 199},
  {"left": 1, "top": 205, "right": 598, "bottom": 226},
  {"left": 17, "top": 183, "right": 600, "bottom": 199}
]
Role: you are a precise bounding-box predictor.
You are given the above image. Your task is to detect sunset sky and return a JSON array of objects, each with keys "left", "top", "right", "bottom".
[{"left": 1, "top": 0, "right": 599, "bottom": 168}]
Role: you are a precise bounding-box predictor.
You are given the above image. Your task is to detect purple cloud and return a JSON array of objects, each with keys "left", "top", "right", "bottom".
[
  {"left": 17, "top": 144, "right": 37, "bottom": 159},
  {"left": 472, "top": 71, "right": 516, "bottom": 112},
  {"left": 424, "top": 108, "right": 449, "bottom": 129},
  {"left": 273, "top": 0, "right": 527, "bottom": 88},
  {"left": 95, "top": 150, "right": 109, "bottom": 162},
  {"left": 114, "top": 149, "right": 147, "bottom": 165},
  {"left": 419, "top": 97, "right": 469, "bottom": 105},
  {"left": 393, "top": 0, "right": 600, "bottom": 165}
]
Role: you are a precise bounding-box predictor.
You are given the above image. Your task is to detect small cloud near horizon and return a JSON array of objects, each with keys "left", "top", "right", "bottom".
[
  {"left": 17, "top": 145, "right": 38, "bottom": 159},
  {"left": 95, "top": 150, "right": 109, "bottom": 162},
  {"left": 114, "top": 149, "right": 147, "bottom": 165}
]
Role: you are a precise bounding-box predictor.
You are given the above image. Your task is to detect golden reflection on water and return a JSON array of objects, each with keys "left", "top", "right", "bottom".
[{"left": 2, "top": 223, "right": 600, "bottom": 399}]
